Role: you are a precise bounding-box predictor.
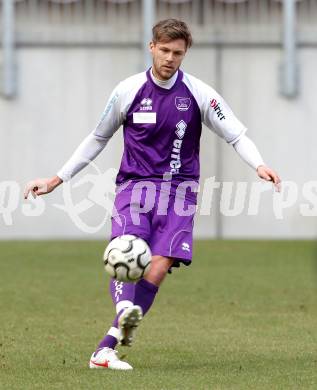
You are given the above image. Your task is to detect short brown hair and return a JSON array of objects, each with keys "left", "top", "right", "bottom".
[{"left": 152, "top": 19, "right": 193, "bottom": 49}]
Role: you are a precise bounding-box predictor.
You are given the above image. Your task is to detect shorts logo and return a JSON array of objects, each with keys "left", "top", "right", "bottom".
[
  {"left": 140, "top": 98, "right": 153, "bottom": 111},
  {"left": 175, "top": 97, "right": 191, "bottom": 111},
  {"left": 210, "top": 99, "right": 226, "bottom": 121},
  {"left": 182, "top": 242, "right": 190, "bottom": 252},
  {"left": 175, "top": 120, "right": 187, "bottom": 139}
]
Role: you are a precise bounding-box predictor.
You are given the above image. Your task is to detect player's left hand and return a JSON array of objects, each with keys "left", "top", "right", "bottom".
[{"left": 257, "top": 165, "right": 281, "bottom": 192}]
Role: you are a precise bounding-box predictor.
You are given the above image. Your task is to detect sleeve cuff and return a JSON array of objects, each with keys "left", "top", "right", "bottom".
[{"left": 56, "top": 171, "right": 70, "bottom": 183}]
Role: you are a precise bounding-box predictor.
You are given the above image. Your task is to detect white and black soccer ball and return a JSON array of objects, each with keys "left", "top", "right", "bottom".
[{"left": 103, "top": 235, "right": 152, "bottom": 282}]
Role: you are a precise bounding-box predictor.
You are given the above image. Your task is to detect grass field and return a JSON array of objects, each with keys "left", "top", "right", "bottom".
[{"left": 0, "top": 240, "right": 316, "bottom": 389}]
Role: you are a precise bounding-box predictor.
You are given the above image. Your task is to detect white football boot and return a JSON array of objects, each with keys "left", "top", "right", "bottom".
[
  {"left": 89, "top": 347, "right": 133, "bottom": 370},
  {"left": 118, "top": 305, "right": 143, "bottom": 347}
]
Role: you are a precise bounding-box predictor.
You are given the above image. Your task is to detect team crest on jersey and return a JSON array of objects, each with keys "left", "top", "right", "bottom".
[
  {"left": 175, "top": 97, "right": 191, "bottom": 111},
  {"left": 140, "top": 98, "right": 153, "bottom": 111}
]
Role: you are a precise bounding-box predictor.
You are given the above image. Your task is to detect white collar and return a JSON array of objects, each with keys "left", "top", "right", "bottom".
[{"left": 150, "top": 68, "right": 178, "bottom": 89}]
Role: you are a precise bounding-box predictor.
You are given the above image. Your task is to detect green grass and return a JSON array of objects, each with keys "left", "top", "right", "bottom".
[{"left": 0, "top": 240, "right": 316, "bottom": 389}]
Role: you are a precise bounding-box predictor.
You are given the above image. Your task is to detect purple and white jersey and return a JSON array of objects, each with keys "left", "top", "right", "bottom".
[
  {"left": 58, "top": 68, "right": 247, "bottom": 198},
  {"left": 95, "top": 69, "right": 246, "bottom": 188}
]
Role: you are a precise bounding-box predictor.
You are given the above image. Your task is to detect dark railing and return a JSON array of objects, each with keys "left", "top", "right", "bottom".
[{"left": 0, "top": 0, "right": 316, "bottom": 46}]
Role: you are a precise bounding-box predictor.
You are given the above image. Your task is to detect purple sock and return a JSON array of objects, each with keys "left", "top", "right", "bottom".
[
  {"left": 98, "top": 279, "right": 135, "bottom": 350},
  {"left": 134, "top": 279, "right": 159, "bottom": 316},
  {"left": 97, "top": 334, "right": 118, "bottom": 350},
  {"left": 109, "top": 279, "right": 135, "bottom": 306}
]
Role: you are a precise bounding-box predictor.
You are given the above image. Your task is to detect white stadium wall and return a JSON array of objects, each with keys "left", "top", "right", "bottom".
[
  {"left": 1, "top": 0, "right": 317, "bottom": 239},
  {"left": 1, "top": 45, "right": 317, "bottom": 239}
]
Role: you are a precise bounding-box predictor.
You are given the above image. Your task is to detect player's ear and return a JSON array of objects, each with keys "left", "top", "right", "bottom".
[{"left": 149, "top": 41, "right": 155, "bottom": 52}]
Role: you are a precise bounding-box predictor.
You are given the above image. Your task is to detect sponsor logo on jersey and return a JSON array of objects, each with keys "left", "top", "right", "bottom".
[
  {"left": 140, "top": 97, "right": 153, "bottom": 111},
  {"left": 182, "top": 242, "right": 190, "bottom": 252},
  {"left": 133, "top": 112, "right": 156, "bottom": 124},
  {"left": 175, "top": 97, "right": 191, "bottom": 111},
  {"left": 175, "top": 120, "right": 187, "bottom": 139},
  {"left": 170, "top": 120, "right": 187, "bottom": 174},
  {"left": 210, "top": 98, "right": 226, "bottom": 121}
]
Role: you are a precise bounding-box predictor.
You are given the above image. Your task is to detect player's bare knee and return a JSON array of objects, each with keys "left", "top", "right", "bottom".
[
  {"left": 152, "top": 255, "right": 173, "bottom": 271},
  {"left": 144, "top": 255, "right": 173, "bottom": 286}
]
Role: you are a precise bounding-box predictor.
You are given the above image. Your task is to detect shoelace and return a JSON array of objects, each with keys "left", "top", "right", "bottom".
[
  {"left": 96, "top": 348, "right": 127, "bottom": 362},
  {"left": 111, "top": 349, "right": 127, "bottom": 362}
]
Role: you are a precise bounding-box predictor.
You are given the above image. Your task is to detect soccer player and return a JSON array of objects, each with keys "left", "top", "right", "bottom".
[{"left": 24, "top": 19, "right": 280, "bottom": 370}]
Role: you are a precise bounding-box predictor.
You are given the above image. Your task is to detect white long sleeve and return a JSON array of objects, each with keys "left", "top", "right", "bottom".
[
  {"left": 232, "top": 134, "right": 265, "bottom": 171},
  {"left": 183, "top": 73, "right": 247, "bottom": 144},
  {"left": 57, "top": 72, "right": 148, "bottom": 182},
  {"left": 57, "top": 134, "right": 109, "bottom": 182}
]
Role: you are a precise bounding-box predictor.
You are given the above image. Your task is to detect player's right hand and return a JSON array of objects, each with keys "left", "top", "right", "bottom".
[{"left": 24, "top": 176, "right": 63, "bottom": 199}]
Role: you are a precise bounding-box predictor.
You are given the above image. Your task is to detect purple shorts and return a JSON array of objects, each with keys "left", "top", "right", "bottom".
[{"left": 111, "top": 181, "right": 196, "bottom": 267}]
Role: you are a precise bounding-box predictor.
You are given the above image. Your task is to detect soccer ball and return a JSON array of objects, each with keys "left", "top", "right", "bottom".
[{"left": 103, "top": 235, "right": 152, "bottom": 282}]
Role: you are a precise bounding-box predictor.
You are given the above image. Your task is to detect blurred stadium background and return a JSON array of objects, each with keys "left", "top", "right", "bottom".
[{"left": 0, "top": 0, "right": 316, "bottom": 240}]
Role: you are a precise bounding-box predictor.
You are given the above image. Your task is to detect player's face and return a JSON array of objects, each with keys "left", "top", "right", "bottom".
[{"left": 150, "top": 39, "right": 187, "bottom": 81}]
